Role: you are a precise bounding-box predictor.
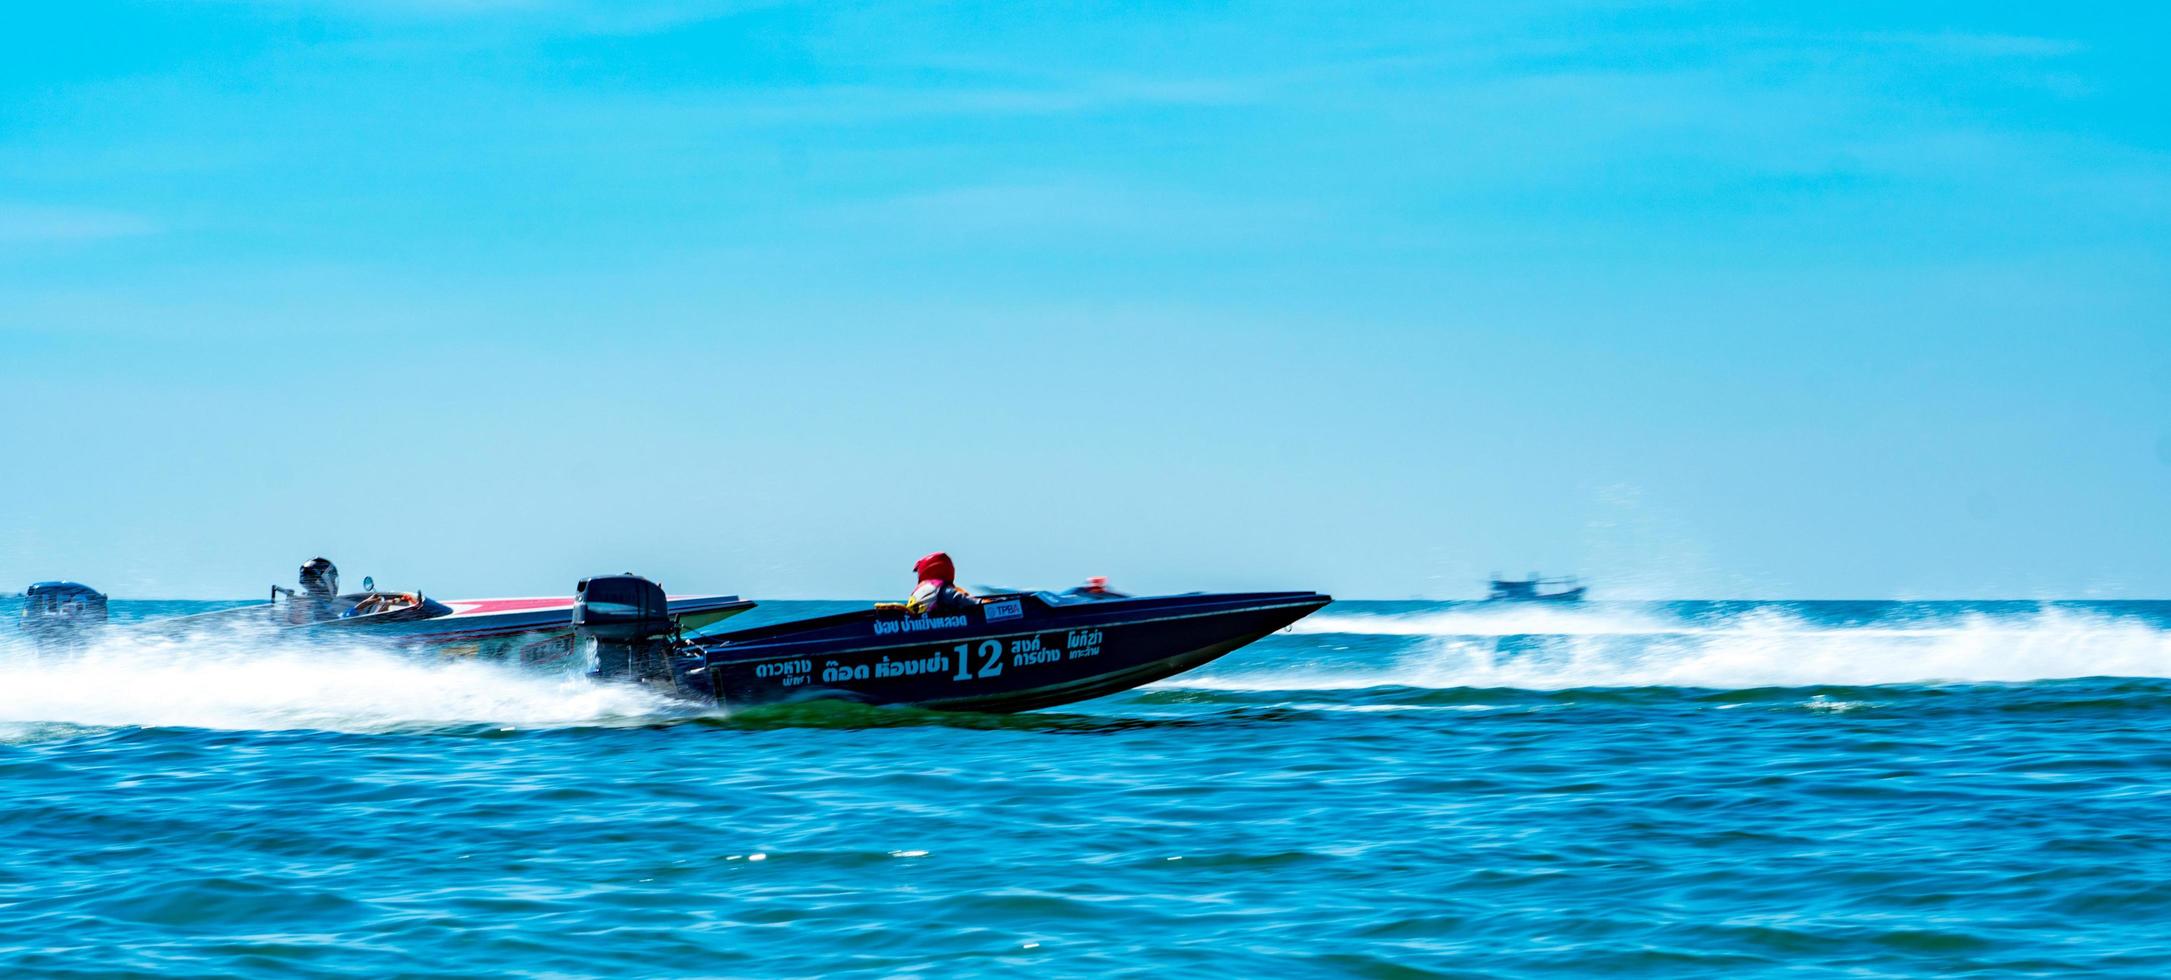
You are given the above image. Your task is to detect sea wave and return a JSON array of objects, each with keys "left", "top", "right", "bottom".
[
  {"left": 7, "top": 601, "right": 2170, "bottom": 736},
  {"left": 1186, "top": 604, "right": 2171, "bottom": 691},
  {"left": 0, "top": 624, "right": 676, "bottom": 735}
]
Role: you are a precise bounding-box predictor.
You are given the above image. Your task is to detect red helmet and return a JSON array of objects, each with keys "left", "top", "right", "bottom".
[{"left": 913, "top": 552, "right": 956, "bottom": 585}]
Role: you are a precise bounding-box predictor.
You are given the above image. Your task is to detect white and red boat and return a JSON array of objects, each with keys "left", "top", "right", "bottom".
[{"left": 44, "top": 572, "right": 753, "bottom": 668}]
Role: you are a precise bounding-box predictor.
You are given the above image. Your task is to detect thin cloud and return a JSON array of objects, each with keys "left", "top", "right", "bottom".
[
  {"left": 832, "top": 179, "right": 1320, "bottom": 247},
  {"left": 0, "top": 205, "right": 160, "bottom": 244},
  {"left": 572, "top": 72, "right": 1260, "bottom": 130},
  {"left": 217, "top": 0, "right": 788, "bottom": 33},
  {"left": 1858, "top": 31, "right": 2085, "bottom": 59}
]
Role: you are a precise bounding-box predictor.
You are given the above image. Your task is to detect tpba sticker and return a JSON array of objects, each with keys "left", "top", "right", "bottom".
[{"left": 984, "top": 599, "right": 1023, "bottom": 622}]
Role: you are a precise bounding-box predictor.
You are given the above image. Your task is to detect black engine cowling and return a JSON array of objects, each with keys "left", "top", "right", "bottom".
[
  {"left": 20, "top": 581, "right": 108, "bottom": 647},
  {"left": 575, "top": 574, "right": 677, "bottom": 681}
]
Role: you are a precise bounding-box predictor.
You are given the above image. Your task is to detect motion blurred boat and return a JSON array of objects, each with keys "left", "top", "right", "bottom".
[
  {"left": 1487, "top": 574, "right": 1586, "bottom": 603},
  {"left": 18, "top": 573, "right": 753, "bottom": 667},
  {"left": 182, "top": 583, "right": 752, "bottom": 666},
  {"left": 577, "top": 575, "right": 1331, "bottom": 712}
]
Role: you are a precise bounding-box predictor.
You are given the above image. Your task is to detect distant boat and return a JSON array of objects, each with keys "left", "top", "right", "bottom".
[{"left": 1487, "top": 574, "right": 1586, "bottom": 603}]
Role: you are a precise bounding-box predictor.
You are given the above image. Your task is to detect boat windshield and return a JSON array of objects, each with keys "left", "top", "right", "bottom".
[{"left": 327, "top": 592, "right": 449, "bottom": 621}]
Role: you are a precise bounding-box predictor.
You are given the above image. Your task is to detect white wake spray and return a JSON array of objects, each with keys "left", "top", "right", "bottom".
[
  {"left": 0, "top": 623, "right": 680, "bottom": 734},
  {"left": 1187, "top": 604, "right": 2171, "bottom": 690}
]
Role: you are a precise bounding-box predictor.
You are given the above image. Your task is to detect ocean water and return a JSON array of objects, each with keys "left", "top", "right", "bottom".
[{"left": 4, "top": 597, "right": 2171, "bottom": 977}]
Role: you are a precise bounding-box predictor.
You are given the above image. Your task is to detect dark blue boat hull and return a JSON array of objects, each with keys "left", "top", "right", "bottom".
[{"left": 673, "top": 591, "right": 1330, "bottom": 713}]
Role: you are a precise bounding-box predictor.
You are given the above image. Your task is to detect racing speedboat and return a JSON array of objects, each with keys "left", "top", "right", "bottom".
[{"left": 579, "top": 575, "right": 1330, "bottom": 712}]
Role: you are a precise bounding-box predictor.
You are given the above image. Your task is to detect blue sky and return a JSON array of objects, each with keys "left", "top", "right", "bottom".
[{"left": 3, "top": 1, "right": 2167, "bottom": 599}]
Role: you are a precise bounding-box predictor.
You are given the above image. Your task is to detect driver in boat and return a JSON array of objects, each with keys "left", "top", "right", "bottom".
[
  {"left": 290, "top": 557, "right": 340, "bottom": 624},
  {"left": 876, "top": 552, "right": 984, "bottom": 615},
  {"left": 345, "top": 592, "right": 418, "bottom": 617}
]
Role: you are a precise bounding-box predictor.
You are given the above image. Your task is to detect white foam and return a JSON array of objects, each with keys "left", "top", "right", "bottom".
[
  {"left": 0, "top": 623, "right": 678, "bottom": 734},
  {"left": 1191, "top": 605, "right": 2171, "bottom": 691},
  {"left": 1295, "top": 605, "right": 1687, "bottom": 638}
]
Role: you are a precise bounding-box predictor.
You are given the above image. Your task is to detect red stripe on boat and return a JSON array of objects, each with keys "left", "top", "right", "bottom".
[
  {"left": 440, "top": 595, "right": 734, "bottom": 618},
  {"left": 443, "top": 597, "right": 575, "bottom": 617}
]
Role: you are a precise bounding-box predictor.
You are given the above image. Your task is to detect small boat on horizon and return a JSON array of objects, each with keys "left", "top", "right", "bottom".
[{"left": 1487, "top": 574, "right": 1587, "bottom": 603}]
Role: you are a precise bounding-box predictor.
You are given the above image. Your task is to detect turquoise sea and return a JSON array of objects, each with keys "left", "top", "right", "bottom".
[{"left": 4, "top": 598, "right": 2170, "bottom": 977}]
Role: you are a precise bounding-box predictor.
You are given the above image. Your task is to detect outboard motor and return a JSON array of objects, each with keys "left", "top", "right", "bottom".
[
  {"left": 299, "top": 558, "right": 339, "bottom": 599},
  {"left": 574, "top": 574, "right": 678, "bottom": 682},
  {"left": 20, "top": 581, "right": 109, "bottom": 648}
]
